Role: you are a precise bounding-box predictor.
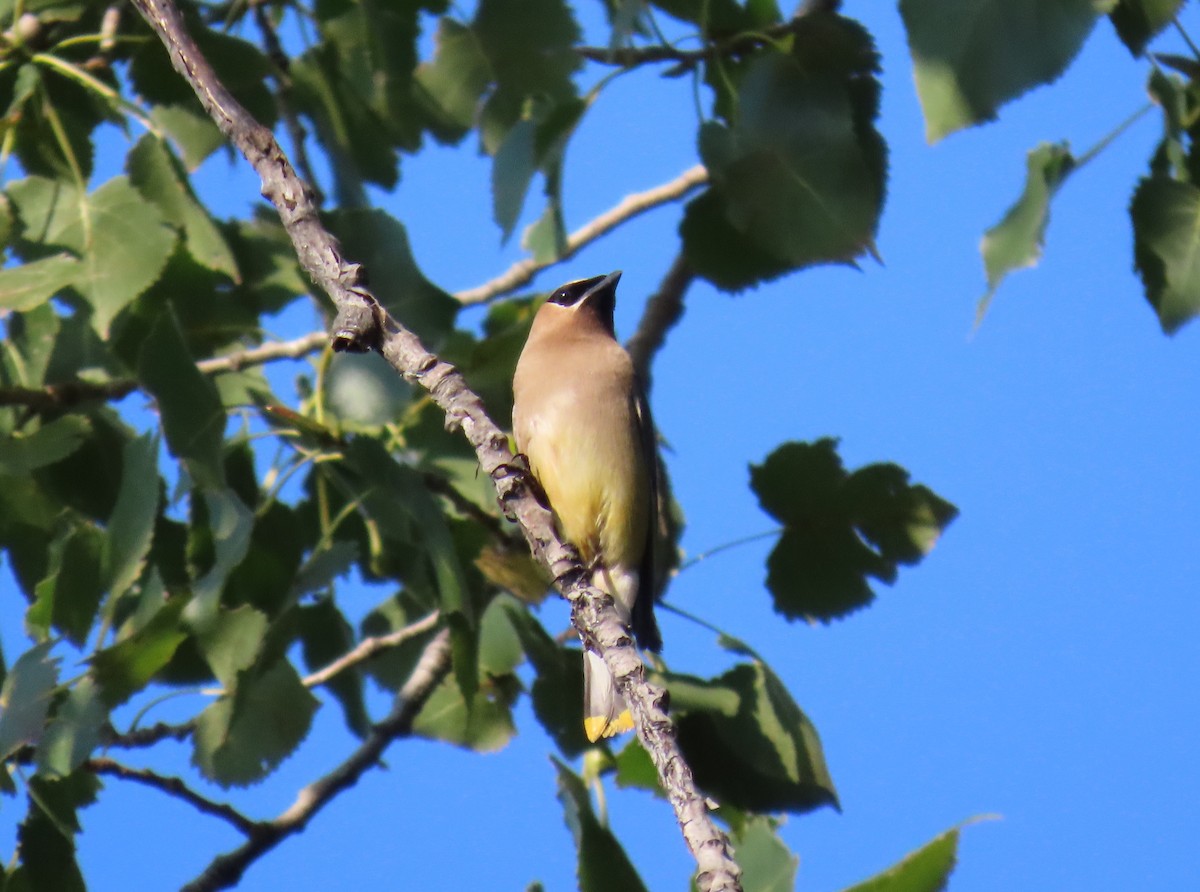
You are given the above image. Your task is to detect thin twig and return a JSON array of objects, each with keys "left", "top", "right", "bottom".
[
  {"left": 102, "top": 719, "right": 196, "bottom": 749},
  {"left": 575, "top": 17, "right": 806, "bottom": 73},
  {"left": 301, "top": 611, "right": 441, "bottom": 688},
  {"left": 453, "top": 165, "right": 708, "bottom": 305},
  {"left": 626, "top": 253, "right": 694, "bottom": 391},
  {"left": 87, "top": 757, "right": 263, "bottom": 837},
  {"left": 181, "top": 629, "right": 453, "bottom": 892},
  {"left": 0, "top": 331, "right": 327, "bottom": 411},
  {"left": 127, "top": 1, "right": 741, "bottom": 887}
]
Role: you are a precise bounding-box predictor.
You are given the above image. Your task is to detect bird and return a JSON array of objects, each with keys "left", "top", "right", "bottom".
[{"left": 512, "top": 271, "right": 663, "bottom": 742}]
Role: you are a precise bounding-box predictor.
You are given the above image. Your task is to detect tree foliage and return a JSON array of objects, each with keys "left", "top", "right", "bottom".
[{"left": 0, "top": 0, "right": 1187, "bottom": 888}]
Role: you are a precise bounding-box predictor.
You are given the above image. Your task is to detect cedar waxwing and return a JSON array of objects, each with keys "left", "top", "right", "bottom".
[{"left": 512, "top": 271, "right": 663, "bottom": 742}]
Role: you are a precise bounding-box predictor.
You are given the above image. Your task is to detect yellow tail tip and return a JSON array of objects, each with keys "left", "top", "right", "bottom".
[{"left": 583, "top": 709, "right": 634, "bottom": 742}]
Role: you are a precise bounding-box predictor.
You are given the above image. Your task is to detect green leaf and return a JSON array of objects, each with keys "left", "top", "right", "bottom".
[
  {"left": 416, "top": 17, "right": 491, "bottom": 141},
  {"left": 8, "top": 175, "right": 177, "bottom": 336},
  {"left": 149, "top": 104, "right": 224, "bottom": 170},
  {"left": 686, "top": 16, "right": 886, "bottom": 289},
  {"left": 552, "top": 758, "right": 649, "bottom": 892},
  {"left": 91, "top": 595, "right": 188, "bottom": 706},
  {"left": 1109, "top": 0, "right": 1183, "bottom": 56},
  {"left": 323, "top": 351, "right": 412, "bottom": 430},
  {"left": 137, "top": 307, "right": 226, "bottom": 488},
  {"left": 0, "top": 253, "right": 81, "bottom": 313},
  {"left": 326, "top": 209, "right": 458, "bottom": 346},
  {"left": 977, "top": 142, "right": 1076, "bottom": 324},
  {"left": 900, "top": 0, "right": 1111, "bottom": 142},
  {"left": 840, "top": 821, "right": 993, "bottom": 892},
  {"left": 502, "top": 599, "right": 589, "bottom": 755},
  {"left": 12, "top": 773, "right": 98, "bottom": 892},
  {"left": 663, "top": 659, "right": 839, "bottom": 814},
  {"left": 730, "top": 816, "right": 799, "bottom": 892},
  {"left": 1131, "top": 175, "right": 1200, "bottom": 334},
  {"left": 195, "top": 604, "right": 269, "bottom": 689},
  {"left": 359, "top": 590, "right": 441, "bottom": 690},
  {"left": 0, "top": 415, "right": 90, "bottom": 475},
  {"left": 493, "top": 118, "right": 539, "bottom": 239},
  {"left": 101, "top": 432, "right": 160, "bottom": 600},
  {"left": 28, "top": 523, "right": 105, "bottom": 646},
  {"left": 290, "top": 45, "right": 399, "bottom": 201},
  {"left": 36, "top": 678, "right": 106, "bottom": 779},
  {"left": 411, "top": 672, "right": 517, "bottom": 752},
  {"left": 126, "top": 135, "right": 240, "bottom": 280},
  {"left": 297, "top": 598, "right": 371, "bottom": 738},
  {"left": 473, "top": 0, "right": 582, "bottom": 149},
  {"left": 191, "top": 659, "right": 319, "bottom": 787},
  {"left": 750, "top": 440, "right": 957, "bottom": 622},
  {"left": 0, "top": 641, "right": 60, "bottom": 760}
]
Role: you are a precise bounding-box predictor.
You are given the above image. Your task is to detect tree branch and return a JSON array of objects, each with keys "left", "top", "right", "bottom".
[
  {"left": 0, "top": 331, "right": 327, "bottom": 410},
  {"left": 127, "top": 0, "right": 741, "bottom": 888},
  {"left": 454, "top": 165, "right": 708, "bottom": 305},
  {"left": 102, "top": 719, "right": 195, "bottom": 749},
  {"left": 181, "top": 629, "right": 454, "bottom": 892},
  {"left": 301, "top": 611, "right": 441, "bottom": 689},
  {"left": 87, "top": 757, "right": 262, "bottom": 837},
  {"left": 626, "top": 253, "right": 694, "bottom": 391}
]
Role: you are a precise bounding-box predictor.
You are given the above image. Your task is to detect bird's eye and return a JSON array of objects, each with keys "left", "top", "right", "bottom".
[{"left": 550, "top": 289, "right": 572, "bottom": 306}]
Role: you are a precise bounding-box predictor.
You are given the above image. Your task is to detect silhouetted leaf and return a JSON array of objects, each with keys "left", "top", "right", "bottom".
[
  {"left": 297, "top": 598, "right": 371, "bottom": 738},
  {"left": 28, "top": 523, "right": 105, "bottom": 646},
  {"left": 1109, "top": 0, "right": 1183, "bottom": 56},
  {"left": 12, "top": 772, "right": 97, "bottom": 892},
  {"left": 1131, "top": 175, "right": 1200, "bottom": 334},
  {"left": 137, "top": 308, "right": 226, "bottom": 488},
  {"left": 751, "top": 440, "right": 957, "bottom": 622},
  {"left": 662, "top": 659, "right": 839, "bottom": 814}
]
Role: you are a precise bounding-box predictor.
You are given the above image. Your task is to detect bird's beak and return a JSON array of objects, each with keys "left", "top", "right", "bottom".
[{"left": 582, "top": 270, "right": 621, "bottom": 302}]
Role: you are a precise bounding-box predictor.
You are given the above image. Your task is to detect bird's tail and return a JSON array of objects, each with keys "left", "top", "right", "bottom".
[{"left": 583, "top": 649, "right": 633, "bottom": 742}]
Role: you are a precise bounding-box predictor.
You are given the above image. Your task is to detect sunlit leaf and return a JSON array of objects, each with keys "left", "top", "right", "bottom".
[
  {"left": 192, "top": 659, "right": 319, "bottom": 788},
  {"left": 0, "top": 253, "right": 81, "bottom": 313},
  {"left": 101, "top": 432, "right": 160, "bottom": 600},
  {"left": 126, "top": 135, "right": 239, "bottom": 280},
  {"left": 91, "top": 595, "right": 188, "bottom": 706},
  {"left": 840, "top": 820, "right": 994, "bottom": 892},
  {"left": 730, "top": 815, "right": 799, "bottom": 892},
  {"left": 900, "top": 0, "right": 1109, "bottom": 142},
  {"left": 36, "top": 678, "right": 106, "bottom": 778},
  {"left": 977, "top": 142, "right": 1076, "bottom": 324},
  {"left": 0, "top": 641, "right": 60, "bottom": 760},
  {"left": 553, "top": 758, "right": 649, "bottom": 892}
]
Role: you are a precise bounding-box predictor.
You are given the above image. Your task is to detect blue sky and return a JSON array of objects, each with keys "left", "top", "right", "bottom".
[{"left": 3, "top": 3, "right": 1200, "bottom": 890}]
